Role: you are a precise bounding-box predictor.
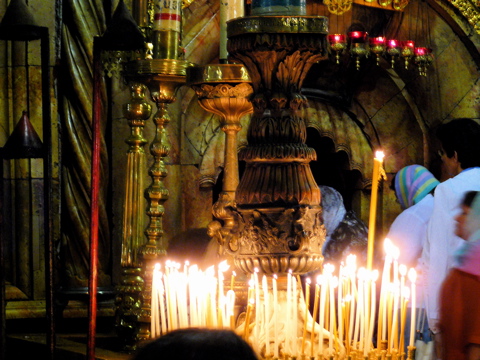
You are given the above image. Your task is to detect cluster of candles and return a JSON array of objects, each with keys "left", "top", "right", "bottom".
[
  {"left": 151, "top": 238, "right": 418, "bottom": 360},
  {"left": 327, "top": 32, "right": 433, "bottom": 75}
]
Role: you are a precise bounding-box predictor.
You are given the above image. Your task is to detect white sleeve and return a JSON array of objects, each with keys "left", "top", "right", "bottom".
[
  {"left": 424, "top": 182, "right": 463, "bottom": 332},
  {"left": 387, "top": 210, "right": 426, "bottom": 267}
]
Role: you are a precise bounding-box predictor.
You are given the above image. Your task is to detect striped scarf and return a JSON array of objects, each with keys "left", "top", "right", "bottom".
[{"left": 394, "top": 165, "right": 440, "bottom": 209}]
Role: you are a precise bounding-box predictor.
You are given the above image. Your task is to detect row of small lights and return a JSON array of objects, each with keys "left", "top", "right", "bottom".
[{"left": 328, "top": 31, "right": 434, "bottom": 76}]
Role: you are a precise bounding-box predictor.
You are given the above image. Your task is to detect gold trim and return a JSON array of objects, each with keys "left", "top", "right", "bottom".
[
  {"left": 227, "top": 16, "right": 329, "bottom": 37},
  {"left": 187, "top": 64, "right": 251, "bottom": 84},
  {"left": 124, "top": 59, "right": 194, "bottom": 77}
]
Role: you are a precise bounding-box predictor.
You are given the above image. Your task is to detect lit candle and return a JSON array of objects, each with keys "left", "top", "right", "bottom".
[
  {"left": 318, "top": 273, "right": 327, "bottom": 356},
  {"left": 408, "top": 268, "right": 417, "bottom": 347},
  {"left": 227, "top": 289, "right": 236, "bottom": 329},
  {"left": 367, "top": 150, "right": 385, "bottom": 270},
  {"left": 311, "top": 277, "right": 320, "bottom": 357},
  {"left": 390, "top": 282, "right": 400, "bottom": 351},
  {"left": 231, "top": 270, "right": 236, "bottom": 291},
  {"left": 254, "top": 268, "right": 260, "bottom": 346},
  {"left": 151, "top": 264, "right": 159, "bottom": 337},
  {"left": 293, "top": 275, "right": 298, "bottom": 356},
  {"left": 244, "top": 280, "right": 254, "bottom": 340},
  {"left": 366, "top": 270, "right": 378, "bottom": 354},
  {"left": 338, "top": 265, "right": 344, "bottom": 344},
  {"left": 302, "top": 278, "right": 311, "bottom": 355},
  {"left": 287, "top": 270, "right": 292, "bottom": 355},
  {"left": 399, "top": 286, "right": 410, "bottom": 354},
  {"left": 272, "top": 274, "right": 279, "bottom": 359},
  {"left": 262, "top": 275, "right": 271, "bottom": 357}
]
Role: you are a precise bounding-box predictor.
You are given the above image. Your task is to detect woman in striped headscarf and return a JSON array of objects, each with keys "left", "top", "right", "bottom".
[{"left": 387, "top": 165, "right": 440, "bottom": 355}]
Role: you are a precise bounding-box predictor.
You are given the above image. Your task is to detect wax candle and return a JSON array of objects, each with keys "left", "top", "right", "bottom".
[
  {"left": 311, "top": 277, "right": 320, "bottom": 357},
  {"left": 219, "top": 0, "right": 244, "bottom": 62},
  {"left": 408, "top": 268, "right": 417, "bottom": 347},
  {"left": 302, "top": 278, "right": 311, "bottom": 355},
  {"left": 227, "top": 289, "right": 236, "bottom": 329},
  {"left": 262, "top": 275, "right": 271, "bottom": 356},
  {"left": 293, "top": 275, "right": 298, "bottom": 356},
  {"left": 390, "top": 282, "right": 400, "bottom": 351},
  {"left": 272, "top": 274, "right": 279, "bottom": 359},
  {"left": 338, "top": 265, "right": 344, "bottom": 344},
  {"left": 367, "top": 150, "right": 385, "bottom": 270},
  {"left": 318, "top": 273, "right": 327, "bottom": 355},
  {"left": 231, "top": 270, "right": 236, "bottom": 291},
  {"left": 287, "top": 270, "right": 292, "bottom": 355},
  {"left": 399, "top": 286, "right": 410, "bottom": 354},
  {"left": 366, "top": 270, "right": 378, "bottom": 354},
  {"left": 254, "top": 268, "right": 260, "bottom": 346}
]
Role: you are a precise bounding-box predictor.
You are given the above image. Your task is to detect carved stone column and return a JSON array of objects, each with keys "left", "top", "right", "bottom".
[{"left": 225, "top": 16, "right": 330, "bottom": 275}]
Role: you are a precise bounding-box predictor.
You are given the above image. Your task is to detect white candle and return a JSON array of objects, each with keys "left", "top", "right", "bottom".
[
  {"left": 262, "top": 275, "right": 271, "bottom": 357},
  {"left": 318, "top": 273, "right": 327, "bottom": 355},
  {"left": 287, "top": 270, "right": 292, "bottom": 355},
  {"left": 338, "top": 265, "right": 344, "bottom": 344},
  {"left": 390, "top": 282, "right": 400, "bottom": 351},
  {"left": 254, "top": 268, "right": 260, "bottom": 350},
  {"left": 219, "top": 0, "right": 244, "bottom": 61},
  {"left": 408, "top": 268, "right": 417, "bottom": 347},
  {"left": 272, "top": 275, "right": 279, "bottom": 359},
  {"left": 293, "top": 275, "right": 298, "bottom": 356},
  {"left": 366, "top": 270, "right": 378, "bottom": 354},
  {"left": 302, "top": 278, "right": 311, "bottom": 355}
]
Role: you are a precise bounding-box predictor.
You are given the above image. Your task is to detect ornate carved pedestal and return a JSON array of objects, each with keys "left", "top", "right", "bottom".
[
  {"left": 116, "top": 59, "right": 192, "bottom": 349},
  {"left": 225, "top": 16, "right": 330, "bottom": 276}
]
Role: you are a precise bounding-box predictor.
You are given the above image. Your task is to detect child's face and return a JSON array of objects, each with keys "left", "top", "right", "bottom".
[{"left": 455, "top": 204, "right": 472, "bottom": 240}]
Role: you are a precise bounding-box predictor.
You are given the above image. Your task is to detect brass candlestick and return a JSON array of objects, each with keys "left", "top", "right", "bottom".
[
  {"left": 116, "top": 58, "right": 192, "bottom": 347},
  {"left": 187, "top": 63, "right": 253, "bottom": 235}
]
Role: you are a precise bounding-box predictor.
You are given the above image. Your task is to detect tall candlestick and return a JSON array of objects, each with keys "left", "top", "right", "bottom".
[
  {"left": 408, "top": 268, "right": 417, "bottom": 347},
  {"left": 367, "top": 150, "right": 385, "bottom": 270}
]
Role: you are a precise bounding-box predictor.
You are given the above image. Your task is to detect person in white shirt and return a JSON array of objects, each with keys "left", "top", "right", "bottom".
[
  {"left": 387, "top": 165, "right": 439, "bottom": 354},
  {"left": 422, "top": 118, "right": 480, "bottom": 359}
]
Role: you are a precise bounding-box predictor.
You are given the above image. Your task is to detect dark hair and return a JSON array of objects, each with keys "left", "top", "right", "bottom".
[
  {"left": 436, "top": 118, "right": 480, "bottom": 169},
  {"left": 131, "top": 328, "right": 259, "bottom": 360},
  {"left": 461, "top": 191, "right": 479, "bottom": 208}
]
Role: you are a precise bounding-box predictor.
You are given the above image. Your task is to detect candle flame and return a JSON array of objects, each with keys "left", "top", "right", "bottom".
[
  {"left": 375, "top": 150, "right": 385, "bottom": 161},
  {"left": 306, "top": 277, "right": 311, "bottom": 285},
  {"left": 399, "top": 264, "right": 407, "bottom": 276},
  {"left": 403, "top": 286, "right": 411, "bottom": 299},
  {"left": 372, "top": 269, "right": 379, "bottom": 282},
  {"left": 218, "top": 260, "right": 230, "bottom": 272},
  {"left": 316, "top": 274, "right": 324, "bottom": 285},
  {"left": 324, "top": 263, "right": 335, "bottom": 274},
  {"left": 408, "top": 268, "right": 417, "bottom": 283}
]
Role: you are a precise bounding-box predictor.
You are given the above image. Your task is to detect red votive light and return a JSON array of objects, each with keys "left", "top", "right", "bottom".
[
  {"left": 387, "top": 39, "right": 399, "bottom": 48},
  {"left": 415, "top": 47, "right": 427, "bottom": 56},
  {"left": 348, "top": 31, "right": 367, "bottom": 43},
  {"left": 328, "top": 34, "right": 346, "bottom": 44},
  {"left": 403, "top": 40, "right": 415, "bottom": 49},
  {"left": 369, "top": 36, "right": 386, "bottom": 46}
]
